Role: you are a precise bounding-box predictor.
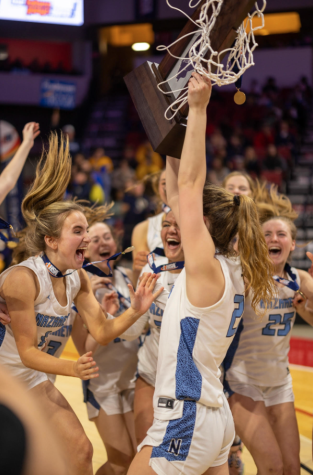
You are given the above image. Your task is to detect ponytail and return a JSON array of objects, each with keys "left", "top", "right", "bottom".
[
  {"left": 22, "top": 132, "right": 84, "bottom": 255},
  {"left": 236, "top": 195, "right": 275, "bottom": 314},
  {"left": 254, "top": 181, "right": 298, "bottom": 224},
  {"left": 22, "top": 133, "right": 72, "bottom": 223},
  {"left": 203, "top": 183, "right": 274, "bottom": 315}
]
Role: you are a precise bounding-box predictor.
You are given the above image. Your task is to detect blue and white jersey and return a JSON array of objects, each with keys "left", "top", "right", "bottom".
[
  {"left": 0, "top": 254, "right": 80, "bottom": 388},
  {"left": 87, "top": 267, "right": 139, "bottom": 397},
  {"left": 137, "top": 263, "right": 180, "bottom": 386},
  {"left": 226, "top": 267, "right": 300, "bottom": 387},
  {"left": 45, "top": 303, "right": 78, "bottom": 384},
  {"left": 153, "top": 255, "right": 245, "bottom": 421}
]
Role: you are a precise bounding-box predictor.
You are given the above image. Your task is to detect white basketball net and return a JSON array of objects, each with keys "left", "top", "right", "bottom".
[{"left": 157, "top": 0, "right": 266, "bottom": 119}]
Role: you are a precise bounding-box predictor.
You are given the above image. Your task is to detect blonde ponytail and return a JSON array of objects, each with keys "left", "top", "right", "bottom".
[
  {"left": 22, "top": 132, "right": 84, "bottom": 255},
  {"left": 236, "top": 195, "right": 275, "bottom": 314},
  {"left": 22, "top": 133, "right": 72, "bottom": 223},
  {"left": 254, "top": 181, "right": 298, "bottom": 224}
]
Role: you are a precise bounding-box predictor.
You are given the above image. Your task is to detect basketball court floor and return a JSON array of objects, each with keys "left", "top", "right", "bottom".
[{"left": 56, "top": 326, "right": 313, "bottom": 474}]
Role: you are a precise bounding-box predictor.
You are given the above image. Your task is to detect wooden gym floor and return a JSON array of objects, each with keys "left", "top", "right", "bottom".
[{"left": 56, "top": 330, "right": 313, "bottom": 474}]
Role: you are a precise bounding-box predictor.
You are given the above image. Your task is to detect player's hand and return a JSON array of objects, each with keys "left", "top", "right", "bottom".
[
  {"left": 72, "top": 351, "right": 99, "bottom": 380},
  {"left": 0, "top": 302, "right": 10, "bottom": 325},
  {"left": 292, "top": 291, "right": 306, "bottom": 310},
  {"left": 22, "top": 122, "right": 40, "bottom": 148},
  {"left": 188, "top": 72, "right": 212, "bottom": 111},
  {"left": 90, "top": 275, "right": 111, "bottom": 293},
  {"left": 133, "top": 250, "right": 149, "bottom": 272},
  {"left": 128, "top": 272, "right": 164, "bottom": 318},
  {"left": 102, "top": 291, "right": 119, "bottom": 315},
  {"left": 307, "top": 252, "right": 313, "bottom": 278}
]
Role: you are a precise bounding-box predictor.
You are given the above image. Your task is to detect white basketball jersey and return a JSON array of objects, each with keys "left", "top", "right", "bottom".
[
  {"left": 147, "top": 212, "right": 164, "bottom": 251},
  {"left": 226, "top": 267, "right": 300, "bottom": 387},
  {"left": 0, "top": 255, "right": 81, "bottom": 388},
  {"left": 137, "top": 263, "right": 180, "bottom": 386},
  {"left": 45, "top": 303, "right": 78, "bottom": 384},
  {"left": 153, "top": 255, "right": 245, "bottom": 421},
  {"left": 87, "top": 267, "right": 139, "bottom": 397}
]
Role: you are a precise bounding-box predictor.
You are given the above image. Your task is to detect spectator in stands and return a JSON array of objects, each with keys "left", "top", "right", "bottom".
[
  {"left": 89, "top": 147, "right": 113, "bottom": 200},
  {"left": 227, "top": 134, "right": 245, "bottom": 159},
  {"left": 89, "top": 147, "right": 113, "bottom": 173},
  {"left": 263, "top": 76, "right": 278, "bottom": 97},
  {"left": 111, "top": 159, "right": 136, "bottom": 192},
  {"left": 207, "top": 153, "right": 230, "bottom": 185},
  {"left": 209, "top": 127, "right": 227, "bottom": 153},
  {"left": 73, "top": 153, "right": 92, "bottom": 174},
  {"left": 123, "top": 144, "right": 138, "bottom": 170},
  {"left": 62, "top": 124, "right": 80, "bottom": 154},
  {"left": 122, "top": 179, "right": 151, "bottom": 255},
  {"left": 70, "top": 170, "right": 92, "bottom": 202},
  {"left": 262, "top": 144, "right": 286, "bottom": 173},
  {"left": 254, "top": 123, "right": 275, "bottom": 153},
  {"left": 135, "top": 141, "right": 163, "bottom": 180},
  {"left": 244, "top": 146, "right": 260, "bottom": 177}
]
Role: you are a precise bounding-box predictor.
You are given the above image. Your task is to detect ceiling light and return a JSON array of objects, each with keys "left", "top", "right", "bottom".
[{"left": 132, "top": 42, "right": 150, "bottom": 52}]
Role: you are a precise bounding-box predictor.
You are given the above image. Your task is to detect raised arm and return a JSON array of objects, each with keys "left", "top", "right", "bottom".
[
  {"left": 166, "top": 156, "right": 180, "bottom": 224},
  {"left": 75, "top": 270, "right": 163, "bottom": 345},
  {"left": 0, "top": 123, "right": 40, "bottom": 205},
  {"left": 177, "top": 73, "right": 225, "bottom": 307}
]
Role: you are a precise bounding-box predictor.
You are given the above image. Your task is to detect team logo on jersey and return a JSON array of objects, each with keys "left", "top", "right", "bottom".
[
  {"left": 168, "top": 438, "right": 182, "bottom": 456},
  {"left": 158, "top": 397, "right": 174, "bottom": 409}
]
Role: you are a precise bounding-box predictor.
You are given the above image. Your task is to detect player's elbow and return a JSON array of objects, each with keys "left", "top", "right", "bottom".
[
  {"left": 178, "top": 172, "right": 202, "bottom": 190},
  {"left": 94, "top": 327, "right": 111, "bottom": 346}
]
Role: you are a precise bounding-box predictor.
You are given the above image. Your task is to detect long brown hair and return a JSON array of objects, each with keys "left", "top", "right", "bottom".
[
  {"left": 22, "top": 133, "right": 110, "bottom": 255},
  {"left": 203, "top": 183, "right": 274, "bottom": 314},
  {"left": 254, "top": 182, "right": 298, "bottom": 224}
]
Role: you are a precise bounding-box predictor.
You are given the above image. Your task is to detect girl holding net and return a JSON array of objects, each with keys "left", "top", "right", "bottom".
[
  {"left": 128, "top": 72, "right": 274, "bottom": 475},
  {"left": 0, "top": 133, "right": 163, "bottom": 475}
]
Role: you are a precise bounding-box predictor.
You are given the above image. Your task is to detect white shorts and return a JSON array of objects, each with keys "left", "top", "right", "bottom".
[
  {"left": 137, "top": 362, "right": 156, "bottom": 387},
  {"left": 83, "top": 383, "right": 134, "bottom": 419},
  {"left": 225, "top": 378, "right": 294, "bottom": 407},
  {"left": 138, "top": 395, "right": 235, "bottom": 475},
  {"left": 1, "top": 362, "right": 48, "bottom": 390}
]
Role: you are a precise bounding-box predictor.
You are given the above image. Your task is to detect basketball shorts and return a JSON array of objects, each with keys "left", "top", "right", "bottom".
[
  {"left": 225, "top": 378, "right": 294, "bottom": 407},
  {"left": 1, "top": 363, "right": 48, "bottom": 390},
  {"left": 138, "top": 394, "right": 235, "bottom": 475},
  {"left": 137, "top": 360, "right": 156, "bottom": 387},
  {"left": 83, "top": 383, "right": 134, "bottom": 419}
]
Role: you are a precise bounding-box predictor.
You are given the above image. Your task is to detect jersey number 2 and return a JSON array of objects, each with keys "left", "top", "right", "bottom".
[
  {"left": 227, "top": 295, "right": 244, "bottom": 338},
  {"left": 262, "top": 312, "right": 295, "bottom": 336}
]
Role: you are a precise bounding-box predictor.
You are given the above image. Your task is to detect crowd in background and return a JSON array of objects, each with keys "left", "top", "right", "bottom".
[{"left": 64, "top": 76, "right": 312, "bottom": 253}]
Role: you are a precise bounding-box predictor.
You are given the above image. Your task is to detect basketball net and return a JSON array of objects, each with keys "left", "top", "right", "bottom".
[{"left": 157, "top": 0, "right": 266, "bottom": 119}]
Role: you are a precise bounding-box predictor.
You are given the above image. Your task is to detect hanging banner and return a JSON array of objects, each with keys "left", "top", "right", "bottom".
[{"left": 40, "top": 79, "right": 76, "bottom": 110}]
